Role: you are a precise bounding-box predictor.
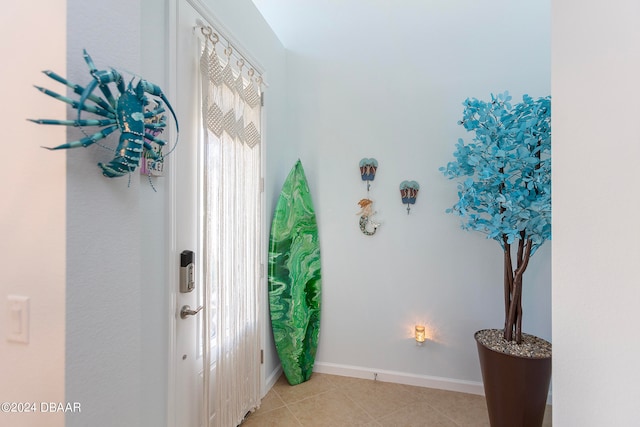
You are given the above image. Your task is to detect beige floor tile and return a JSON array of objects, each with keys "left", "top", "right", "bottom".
[
  {"left": 378, "top": 402, "right": 459, "bottom": 427},
  {"left": 245, "top": 373, "right": 552, "bottom": 427},
  {"left": 273, "top": 373, "right": 337, "bottom": 404},
  {"left": 287, "top": 390, "right": 377, "bottom": 427},
  {"left": 241, "top": 406, "right": 302, "bottom": 427},
  {"left": 341, "top": 379, "right": 423, "bottom": 420},
  {"left": 418, "top": 387, "right": 490, "bottom": 426},
  {"left": 256, "top": 389, "right": 286, "bottom": 413}
]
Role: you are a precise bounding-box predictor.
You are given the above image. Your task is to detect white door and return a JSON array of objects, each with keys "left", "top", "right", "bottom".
[
  {"left": 170, "top": 1, "right": 216, "bottom": 426},
  {"left": 169, "top": 2, "right": 267, "bottom": 425}
]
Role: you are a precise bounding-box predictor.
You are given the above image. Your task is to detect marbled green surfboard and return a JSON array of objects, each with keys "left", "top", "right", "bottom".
[{"left": 268, "top": 160, "right": 322, "bottom": 386}]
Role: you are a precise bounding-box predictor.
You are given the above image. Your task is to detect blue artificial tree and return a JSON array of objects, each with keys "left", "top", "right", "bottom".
[{"left": 441, "top": 92, "right": 551, "bottom": 344}]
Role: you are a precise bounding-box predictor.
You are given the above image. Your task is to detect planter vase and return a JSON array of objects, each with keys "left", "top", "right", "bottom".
[{"left": 475, "top": 329, "right": 551, "bottom": 427}]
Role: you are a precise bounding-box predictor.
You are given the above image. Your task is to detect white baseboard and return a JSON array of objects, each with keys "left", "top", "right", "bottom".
[
  {"left": 263, "top": 365, "right": 283, "bottom": 397},
  {"left": 312, "top": 361, "right": 485, "bottom": 396}
]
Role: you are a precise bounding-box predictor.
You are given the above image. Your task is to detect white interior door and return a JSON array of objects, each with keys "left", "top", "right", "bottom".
[{"left": 170, "top": 1, "right": 216, "bottom": 426}]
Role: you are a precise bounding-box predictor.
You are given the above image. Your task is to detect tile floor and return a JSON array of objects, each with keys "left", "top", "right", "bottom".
[{"left": 240, "top": 373, "right": 552, "bottom": 427}]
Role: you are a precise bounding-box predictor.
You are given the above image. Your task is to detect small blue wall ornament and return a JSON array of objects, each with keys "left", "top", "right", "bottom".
[
  {"left": 29, "top": 49, "right": 179, "bottom": 183},
  {"left": 359, "top": 158, "right": 378, "bottom": 189},
  {"left": 400, "top": 180, "right": 419, "bottom": 214}
]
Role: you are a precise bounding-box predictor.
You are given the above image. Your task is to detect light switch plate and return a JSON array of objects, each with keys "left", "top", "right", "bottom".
[{"left": 7, "top": 295, "right": 29, "bottom": 344}]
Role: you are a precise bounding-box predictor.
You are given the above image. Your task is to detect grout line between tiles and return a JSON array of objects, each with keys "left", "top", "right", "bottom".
[{"left": 338, "top": 388, "right": 380, "bottom": 425}]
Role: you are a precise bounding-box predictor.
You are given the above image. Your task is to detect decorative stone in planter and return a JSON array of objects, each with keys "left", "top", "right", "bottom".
[{"left": 475, "top": 329, "right": 552, "bottom": 427}]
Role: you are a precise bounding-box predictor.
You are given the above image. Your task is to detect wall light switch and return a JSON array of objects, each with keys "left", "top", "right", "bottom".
[{"left": 7, "top": 295, "right": 29, "bottom": 344}]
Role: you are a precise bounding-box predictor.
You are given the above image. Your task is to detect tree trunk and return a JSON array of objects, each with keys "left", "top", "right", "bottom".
[
  {"left": 503, "top": 237, "right": 513, "bottom": 337},
  {"left": 503, "top": 238, "right": 532, "bottom": 343}
]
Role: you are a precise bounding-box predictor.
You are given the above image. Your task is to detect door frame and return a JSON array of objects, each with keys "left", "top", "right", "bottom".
[
  {"left": 166, "top": 0, "right": 178, "bottom": 424},
  {"left": 166, "top": 0, "right": 269, "bottom": 424}
]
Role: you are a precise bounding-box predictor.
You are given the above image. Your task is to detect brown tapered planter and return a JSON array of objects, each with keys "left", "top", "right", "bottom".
[{"left": 475, "top": 329, "right": 552, "bottom": 427}]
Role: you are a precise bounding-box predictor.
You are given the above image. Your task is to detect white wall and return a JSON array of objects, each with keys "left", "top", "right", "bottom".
[
  {"left": 0, "top": 2, "right": 66, "bottom": 427},
  {"left": 65, "top": 1, "right": 144, "bottom": 425},
  {"left": 552, "top": 0, "right": 640, "bottom": 425},
  {"left": 261, "top": 0, "right": 551, "bottom": 388}
]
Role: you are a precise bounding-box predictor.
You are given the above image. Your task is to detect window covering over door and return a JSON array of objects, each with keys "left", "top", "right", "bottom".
[{"left": 199, "top": 26, "right": 263, "bottom": 427}]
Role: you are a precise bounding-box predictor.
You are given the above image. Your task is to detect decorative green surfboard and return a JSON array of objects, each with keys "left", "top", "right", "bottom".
[{"left": 268, "top": 160, "right": 322, "bottom": 385}]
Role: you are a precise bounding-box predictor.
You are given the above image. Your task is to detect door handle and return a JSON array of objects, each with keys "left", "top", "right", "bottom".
[{"left": 180, "top": 305, "right": 203, "bottom": 319}]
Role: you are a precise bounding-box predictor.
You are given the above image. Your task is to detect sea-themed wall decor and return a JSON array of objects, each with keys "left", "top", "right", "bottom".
[
  {"left": 400, "top": 180, "right": 420, "bottom": 214},
  {"left": 29, "top": 49, "right": 179, "bottom": 181},
  {"left": 359, "top": 158, "right": 378, "bottom": 190},
  {"left": 357, "top": 158, "right": 381, "bottom": 235},
  {"left": 357, "top": 198, "right": 380, "bottom": 236}
]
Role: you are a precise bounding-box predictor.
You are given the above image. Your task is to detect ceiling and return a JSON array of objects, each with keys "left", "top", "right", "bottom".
[{"left": 250, "top": 1, "right": 448, "bottom": 50}]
